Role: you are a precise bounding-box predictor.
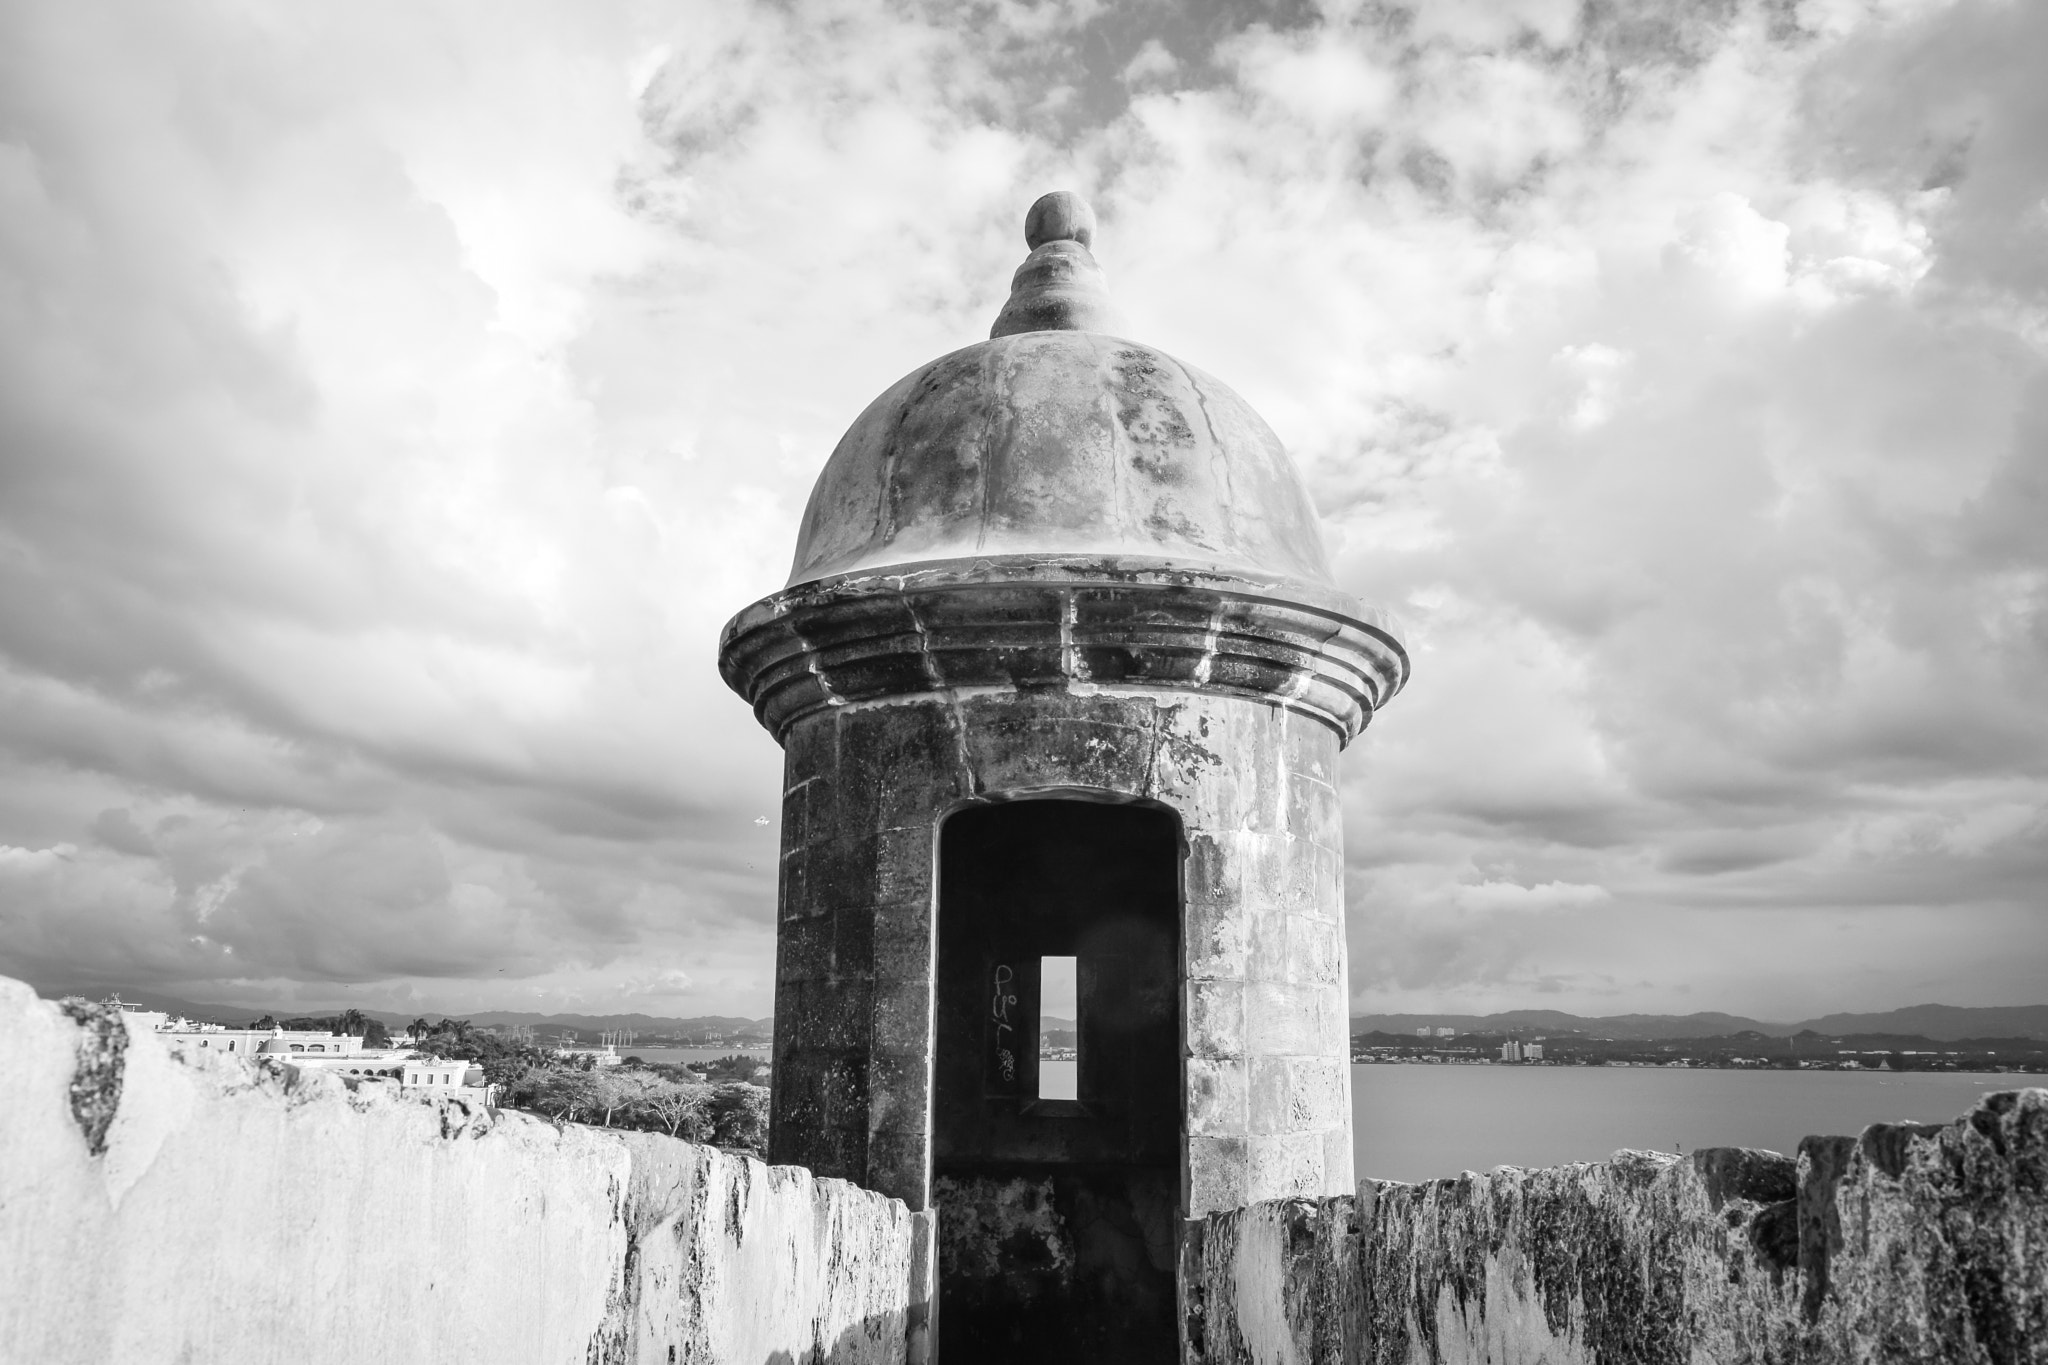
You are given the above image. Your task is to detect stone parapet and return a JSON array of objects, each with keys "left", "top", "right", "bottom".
[
  {"left": 0, "top": 979, "right": 919, "bottom": 1365},
  {"left": 719, "top": 555, "right": 1408, "bottom": 744},
  {"left": 1182, "top": 1087, "right": 2048, "bottom": 1364}
]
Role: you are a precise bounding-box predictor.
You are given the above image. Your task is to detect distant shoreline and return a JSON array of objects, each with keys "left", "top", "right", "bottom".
[{"left": 1351, "top": 1058, "right": 2036, "bottom": 1076}]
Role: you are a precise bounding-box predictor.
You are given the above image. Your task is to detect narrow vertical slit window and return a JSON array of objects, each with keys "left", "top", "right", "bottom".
[{"left": 1038, "top": 955, "right": 1078, "bottom": 1100}]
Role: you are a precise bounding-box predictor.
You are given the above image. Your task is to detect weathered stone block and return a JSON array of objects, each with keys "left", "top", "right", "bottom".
[
  {"left": 785, "top": 1047, "right": 872, "bottom": 1133},
  {"left": 1189, "top": 1135, "right": 1249, "bottom": 1216},
  {"left": 870, "top": 900, "right": 933, "bottom": 984},
  {"left": 864, "top": 1127, "right": 931, "bottom": 1211},
  {"left": 810, "top": 834, "right": 882, "bottom": 916},
  {"left": 1321, "top": 1125, "right": 1355, "bottom": 1195},
  {"left": 1234, "top": 833, "right": 1291, "bottom": 916},
  {"left": 1185, "top": 831, "right": 1241, "bottom": 913},
  {"left": 785, "top": 979, "right": 876, "bottom": 1051},
  {"left": 1287, "top": 915, "right": 1343, "bottom": 985},
  {"left": 780, "top": 854, "right": 823, "bottom": 924},
  {"left": 1188, "top": 979, "right": 1247, "bottom": 1059},
  {"left": 1282, "top": 706, "right": 1339, "bottom": 788},
  {"left": 843, "top": 706, "right": 958, "bottom": 834},
  {"left": 1248, "top": 1131, "right": 1326, "bottom": 1200},
  {"left": 1247, "top": 904, "right": 1292, "bottom": 984},
  {"left": 777, "top": 914, "right": 834, "bottom": 983},
  {"left": 1285, "top": 770, "right": 1340, "bottom": 850},
  {"left": 1152, "top": 699, "right": 1240, "bottom": 827},
  {"left": 1312, "top": 990, "right": 1349, "bottom": 1056},
  {"left": 1185, "top": 892, "right": 1249, "bottom": 981},
  {"left": 1245, "top": 982, "right": 1320, "bottom": 1056},
  {"left": 1250, "top": 1055, "right": 1297, "bottom": 1138},
  {"left": 1282, "top": 838, "right": 1343, "bottom": 923},
  {"left": 781, "top": 771, "right": 818, "bottom": 853},
  {"left": 1189, "top": 1057, "right": 1249, "bottom": 1138},
  {"left": 956, "top": 700, "right": 1152, "bottom": 796},
  {"left": 1287, "top": 1056, "right": 1348, "bottom": 1131},
  {"left": 866, "top": 1050, "right": 931, "bottom": 1136},
  {"left": 834, "top": 902, "right": 877, "bottom": 975},
  {"left": 870, "top": 980, "right": 930, "bottom": 1056},
  {"left": 874, "top": 823, "right": 936, "bottom": 906}
]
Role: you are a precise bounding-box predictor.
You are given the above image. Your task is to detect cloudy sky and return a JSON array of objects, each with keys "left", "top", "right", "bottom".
[{"left": 0, "top": 0, "right": 2042, "bottom": 1022}]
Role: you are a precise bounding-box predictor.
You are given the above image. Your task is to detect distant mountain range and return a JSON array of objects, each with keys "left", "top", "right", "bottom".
[
  {"left": 31, "top": 984, "right": 773, "bottom": 1039},
  {"left": 1350, "top": 1004, "right": 2048, "bottom": 1043},
  {"left": 33, "top": 983, "right": 2045, "bottom": 1044}
]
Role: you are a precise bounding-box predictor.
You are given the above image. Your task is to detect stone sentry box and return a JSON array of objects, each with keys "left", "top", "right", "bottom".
[{"left": 719, "top": 193, "right": 1406, "bottom": 1362}]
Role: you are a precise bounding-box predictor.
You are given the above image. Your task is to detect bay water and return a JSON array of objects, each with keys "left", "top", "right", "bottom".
[
  {"left": 619, "top": 1052, "right": 2018, "bottom": 1185},
  {"left": 614, "top": 1046, "right": 769, "bottom": 1068},
  {"left": 1350, "top": 1064, "right": 2017, "bottom": 1183}
]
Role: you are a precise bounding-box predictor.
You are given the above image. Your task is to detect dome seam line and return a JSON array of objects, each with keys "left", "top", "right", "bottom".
[{"left": 972, "top": 339, "right": 1001, "bottom": 555}]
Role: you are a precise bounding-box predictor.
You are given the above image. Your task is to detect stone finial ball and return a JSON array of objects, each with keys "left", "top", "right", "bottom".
[{"left": 1024, "top": 191, "right": 1095, "bottom": 250}]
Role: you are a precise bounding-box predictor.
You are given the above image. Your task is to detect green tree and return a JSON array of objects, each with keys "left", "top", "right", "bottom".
[{"left": 707, "top": 1083, "right": 768, "bottom": 1152}]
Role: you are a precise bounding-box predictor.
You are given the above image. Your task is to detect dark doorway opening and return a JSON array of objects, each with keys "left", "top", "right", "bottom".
[{"left": 933, "top": 798, "right": 1182, "bottom": 1364}]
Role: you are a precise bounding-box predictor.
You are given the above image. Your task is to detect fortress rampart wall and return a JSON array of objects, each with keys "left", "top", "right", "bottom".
[
  {"left": 1184, "top": 1086, "right": 2047, "bottom": 1364},
  {"left": 9, "top": 972, "right": 2040, "bottom": 1364},
  {"left": 0, "top": 979, "right": 920, "bottom": 1365}
]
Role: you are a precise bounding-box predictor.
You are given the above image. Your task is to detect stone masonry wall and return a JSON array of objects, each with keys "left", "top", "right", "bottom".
[
  {"left": 1185, "top": 1087, "right": 2047, "bottom": 1365},
  {"left": 771, "top": 684, "right": 1354, "bottom": 1216},
  {"left": 0, "top": 978, "right": 919, "bottom": 1365}
]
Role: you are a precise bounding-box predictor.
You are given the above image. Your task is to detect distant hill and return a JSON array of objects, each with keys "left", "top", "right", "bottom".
[
  {"left": 449, "top": 1011, "right": 772, "bottom": 1037},
  {"left": 33, "top": 985, "right": 261, "bottom": 1026},
  {"left": 37, "top": 981, "right": 2042, "bottom": 1044},
  {"left": 1351, "top": 1004, "right": 2048, "bottom": 1042},
  {"left": 28, "top": 984, "right": 772, "bottom": 1038},
  {"left": 1792, "top": 1005, "right": 2048, "bottom": 1042},
  {"left": 1350, "top": 1010, "right": 1775, "bottom": 1040}
]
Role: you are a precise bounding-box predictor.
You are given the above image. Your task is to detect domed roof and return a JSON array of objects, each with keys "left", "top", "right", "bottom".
[
  {"left": 787, "top": 193, "right": 1334, "bottom": 588},
  {"left": 258, "top": 1036, "right": 291, "bottom": 1055}
]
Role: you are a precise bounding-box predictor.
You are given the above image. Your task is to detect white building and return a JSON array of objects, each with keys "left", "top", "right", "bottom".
[
  {"left": 1499, "top": 1040, "right": 1524, "bottom": 1063},
  {"left": 106, "top": 999, "right": 366, "bottom": 1060},
  {"left": 402, "top": 1057, "right": 485, "bottom": 1089},
  {"left": 551, "top": 1044, "right": 623, "bottom": 1068},
  {"left": 163, "top": 1024, "right": 364, "bottom": 1058}
]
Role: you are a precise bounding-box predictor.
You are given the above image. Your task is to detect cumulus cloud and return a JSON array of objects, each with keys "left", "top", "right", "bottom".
[
  {"left": 1454, "top": 881, "right": 1613, "bottom": 914},
  {"left": 0, "top": 0, "right": 2042, "bottom": 1020}
]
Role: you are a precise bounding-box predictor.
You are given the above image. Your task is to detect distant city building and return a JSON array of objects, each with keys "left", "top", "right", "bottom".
[
  {"left": 1525, "top": 1043, "right": 1543, "bottom": 1061},
  {"left": 552, "top": 1043, "right": 624, "bottom": 1068},
  {"left": 1414, "top": 1027, "right": 1430, "bottom": 1038},
  {"left": 1499, "top": 1040, "right": 1523, "bottom": 1063},
  {"left": 1433, "top": 1027, "right": 1457, "bottom": 1038}
]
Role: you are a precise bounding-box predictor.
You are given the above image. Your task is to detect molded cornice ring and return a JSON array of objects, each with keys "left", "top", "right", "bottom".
[{"left": 718, "top": 555, "right": 1408, "bottom": 746}]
